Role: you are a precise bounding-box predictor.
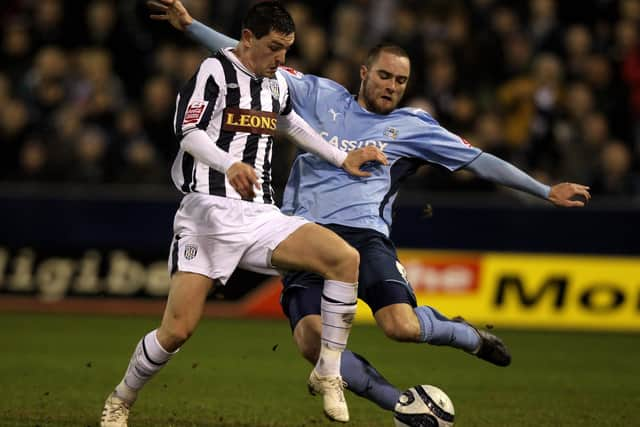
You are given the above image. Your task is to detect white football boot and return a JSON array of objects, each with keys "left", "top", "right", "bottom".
[
  {"left": 308, "top": 369, "right": 349, "bottom": 423},
  {"left": 100, "top": 392, "right": 130, "bottom": 427}
]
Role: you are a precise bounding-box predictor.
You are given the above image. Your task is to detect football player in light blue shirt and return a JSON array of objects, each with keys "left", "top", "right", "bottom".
[{"left": 149, "top": 0, "right": 591, "bottom": 412}]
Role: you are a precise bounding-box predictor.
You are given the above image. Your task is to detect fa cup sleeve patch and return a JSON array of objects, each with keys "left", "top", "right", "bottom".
[{"left": 183, "top": 101, "right": 209, "bottom": 125}]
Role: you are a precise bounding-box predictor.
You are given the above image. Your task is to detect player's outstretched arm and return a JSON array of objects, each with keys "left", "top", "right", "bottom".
[
  {"left": 547, "top": 182, "right": 591, "bottom": 207},
  {"left": 278, "top": 111, "right": 388, "bottom": 177},
  {"left": 464, "top": 152, "right": 590, "bottom": 207},
  {"left": 148, "top": 0, "right": 238, "bottom": 50},
  {"left": 148, "top": 0, "right": 192, "bottom": 30}
]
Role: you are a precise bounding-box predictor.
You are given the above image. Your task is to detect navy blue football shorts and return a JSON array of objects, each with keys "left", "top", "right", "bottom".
[{"left": 280, "top": 223, "right": 417, "bottom": 330}]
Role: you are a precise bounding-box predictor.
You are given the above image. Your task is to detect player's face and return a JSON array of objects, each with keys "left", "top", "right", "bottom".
[
  {"left": 360, "top": 52, "right": 410, "bottom": 114},
  {"left": 246, "top": 29, "right": 295, "bottom": 78}
]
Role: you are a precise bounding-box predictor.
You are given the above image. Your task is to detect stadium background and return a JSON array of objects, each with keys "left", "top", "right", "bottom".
[{"left": 1, "top": 0, "right": 639, "bottom": 426}]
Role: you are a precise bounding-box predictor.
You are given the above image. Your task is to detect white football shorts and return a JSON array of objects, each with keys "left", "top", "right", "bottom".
[{"left": 167, "top": 193, "right": 309, "bottom": 284}]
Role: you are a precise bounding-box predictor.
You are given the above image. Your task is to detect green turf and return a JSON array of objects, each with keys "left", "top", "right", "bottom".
[{"left": 0, "top": 313, "right": 638, "bottom": 427}]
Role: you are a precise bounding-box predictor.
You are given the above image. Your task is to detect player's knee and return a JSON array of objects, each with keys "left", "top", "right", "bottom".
[
  {"left": 158, "top": 324, "right": 193, "bottom": 351},
  {"left": 326, "top": 244, "right": 359, "bottom": 282},
  {"left": 380, "top": 315, "right": 420, "bottom": 342}
]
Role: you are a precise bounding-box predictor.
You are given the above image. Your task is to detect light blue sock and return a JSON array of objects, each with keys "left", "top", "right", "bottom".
[
  {"left": 341, "top": 350, "right": 401, "bottom": 411},
  {"left": 414, "top": 306, "right": 480, "bottom": 352}
]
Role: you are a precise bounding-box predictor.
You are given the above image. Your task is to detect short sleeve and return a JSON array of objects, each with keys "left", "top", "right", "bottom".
[
  {"left": 173, "top": 58, "right": 224, "bottom": 138},
  {"left": 276, "top": 66, "right": 315, "bottom": 113},
  {"left": 402, "top": 111, "right": 482, "bottom": 171}
]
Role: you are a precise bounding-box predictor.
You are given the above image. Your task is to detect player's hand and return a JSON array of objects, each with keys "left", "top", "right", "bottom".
[
  {"left": 227, "top": 162, "right": 260, "bottom": 199},
  {"left": 147, "top": 0, "right": 192, "bottom": 31},
  {"left": 548, "top": 182, "right": 591, "bottom": 207},
  {"left": 342, "top": 146, "right": 388, "bottom": 177}
]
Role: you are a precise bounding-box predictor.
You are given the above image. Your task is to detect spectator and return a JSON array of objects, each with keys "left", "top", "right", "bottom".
[
  {"left": 591, "top": 140, "right": 635, "bottom": 195},
  {"left": 68, "top": 126, "right": 109, "bottom": 183},
  {"left": 0, "top": 0, "right": 637, "bottom": 199},
  {"left": 141, "top": 76, "right": 176, "bottom": 163}
]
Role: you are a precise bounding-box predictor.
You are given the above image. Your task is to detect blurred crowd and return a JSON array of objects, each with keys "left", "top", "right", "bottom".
[{"left": 1, "top": 0, "right": 640, "bottom": 198}]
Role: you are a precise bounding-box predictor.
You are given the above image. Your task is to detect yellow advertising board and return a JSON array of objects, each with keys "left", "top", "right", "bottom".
[{"left": 355, "top": 250, "right": 640, "bottom": 331}]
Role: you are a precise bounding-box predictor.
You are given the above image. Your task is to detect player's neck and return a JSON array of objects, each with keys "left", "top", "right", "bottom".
[
  {"left": 357, "top": 96, "right": 368, "bottom": 111},
  {"left": 231, "top": 45, "right": 259, "bottom": 76}
]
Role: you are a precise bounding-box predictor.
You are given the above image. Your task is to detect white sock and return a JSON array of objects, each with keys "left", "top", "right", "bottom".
[
  {"left": 114, "top": 329, "right": 178, "bottom": 404},
  {"left": 315, "top": 280, "right": 357, "bottom": 377},
  {"left": 316, "top": 345, "right": 342, "bottom": 377}
]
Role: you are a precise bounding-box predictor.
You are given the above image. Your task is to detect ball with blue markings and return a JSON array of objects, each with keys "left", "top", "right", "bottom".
[{"left": 393, "top": 384, "right": 455, "bottom": 427}]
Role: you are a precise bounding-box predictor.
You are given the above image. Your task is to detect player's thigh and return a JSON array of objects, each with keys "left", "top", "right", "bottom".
[
  {"left": 271, "top": 222, "right": 358, "bottom": 278},
  {"left": 357, "top": 238, "right": 417, "bottom": 313},
  {"left": 160, "top": 271, "right": 213, "bottom": 336},
  {"left": 238, "top": 211, "right": 308, "bottom": 275}
]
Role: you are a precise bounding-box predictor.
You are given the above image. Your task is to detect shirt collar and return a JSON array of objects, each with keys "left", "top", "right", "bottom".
[{"left": 220, "top": 47, "right": 260, "bottom": 80}]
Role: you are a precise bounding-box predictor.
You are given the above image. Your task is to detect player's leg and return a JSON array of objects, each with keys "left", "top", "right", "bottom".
[
  {"left": 360, "top": 236, "right": 511, "bottom": 366},
  {"left": 102, "top": 194, "right": 240, "bottom": 427},
  {"left": 272, "top": 223, "right": 359, "bottom": 362},
  {"left": 115, "top": 272, "right": 212, "bottom": 400},
  {"left": 375, "top": 303, "right": 511, "bottom": 366},
  {"left": 281, "top": 277, "right": 402, "bottom": 411},
  {"left": 271, "top": 222, "right": 358, "bottom": 422},
  {"left": 375, "top": 303, "right": 479, "bottom": 349},
  {"left": 101, "top": 272, "right": 213, "bottom": 427},
  {"left": 242, "top": 217, "right": 358, "bottom": 422}
]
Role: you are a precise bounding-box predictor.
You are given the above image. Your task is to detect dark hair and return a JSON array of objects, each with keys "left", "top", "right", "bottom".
[
  {"left": 365, "top": 43, "right": 410, "bottom": 68},
  {"left": 242, "top": 1, "right": 295, "bottom": 39}
]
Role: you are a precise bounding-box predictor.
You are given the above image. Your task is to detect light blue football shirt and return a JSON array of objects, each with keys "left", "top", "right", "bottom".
[{"left": 278, "top": 67, "right": 482, "bottom": 237}]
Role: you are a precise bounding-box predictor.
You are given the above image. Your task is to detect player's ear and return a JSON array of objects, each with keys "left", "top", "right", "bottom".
[
  {"left": 360, "top": 65, "right": 368, "bottom": 80},
  {"left": 240, "top": 28, "right": 254, "bottom": 48}
]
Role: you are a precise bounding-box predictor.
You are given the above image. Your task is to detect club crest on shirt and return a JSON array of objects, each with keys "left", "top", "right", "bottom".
[
  {"left": 384, "top": 126, "right": 399, "bottom": 140},
  {"left": 269, "top": 79, "right": 280, "bottom": 100},
  {"left": 183, "top": 101, "right": 209, "bottom": 125},
  {"left": 184, "top": 244, "right": 198, "bottom": 260}
]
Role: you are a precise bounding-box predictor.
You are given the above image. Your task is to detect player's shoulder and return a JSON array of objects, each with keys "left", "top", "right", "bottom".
[
  {"left": 277, "top": 66, "right": 347, "bottom": 92},
  {"left": 394, "top": 107, "right": 439, "bottom": 125},
  {"left": 278, "top": 65, "right": 305, "bottom": 79},
  {"left": 198, "top": 55, "right": 226, "bottom": 77}
]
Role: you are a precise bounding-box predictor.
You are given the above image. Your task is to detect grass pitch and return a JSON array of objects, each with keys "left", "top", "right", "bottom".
[{"left": 0, "top": 313, "right": 638, "bottom": 427}]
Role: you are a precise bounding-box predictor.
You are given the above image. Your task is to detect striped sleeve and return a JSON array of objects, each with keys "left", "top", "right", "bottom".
[{"left": 173, "top": 58, "right": 224, "bottom": 139}]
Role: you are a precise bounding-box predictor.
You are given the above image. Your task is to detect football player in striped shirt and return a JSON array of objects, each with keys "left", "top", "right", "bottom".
[{"left": 101, "top": 3, "right": 389, "bottom": 426}]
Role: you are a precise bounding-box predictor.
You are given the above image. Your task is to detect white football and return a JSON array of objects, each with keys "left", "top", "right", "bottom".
[{"left": 393, "top": 384, "right": 455, "bottom": 427}]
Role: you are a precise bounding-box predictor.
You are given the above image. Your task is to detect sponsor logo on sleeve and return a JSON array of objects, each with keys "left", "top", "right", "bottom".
[{"left": 183, "top": 101, "right": 209, "bottom": 125}]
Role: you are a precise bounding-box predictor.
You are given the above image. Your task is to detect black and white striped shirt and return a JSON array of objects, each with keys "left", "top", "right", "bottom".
[{"left": 172, "top": 48, "right": 292, "bottom": 204}]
